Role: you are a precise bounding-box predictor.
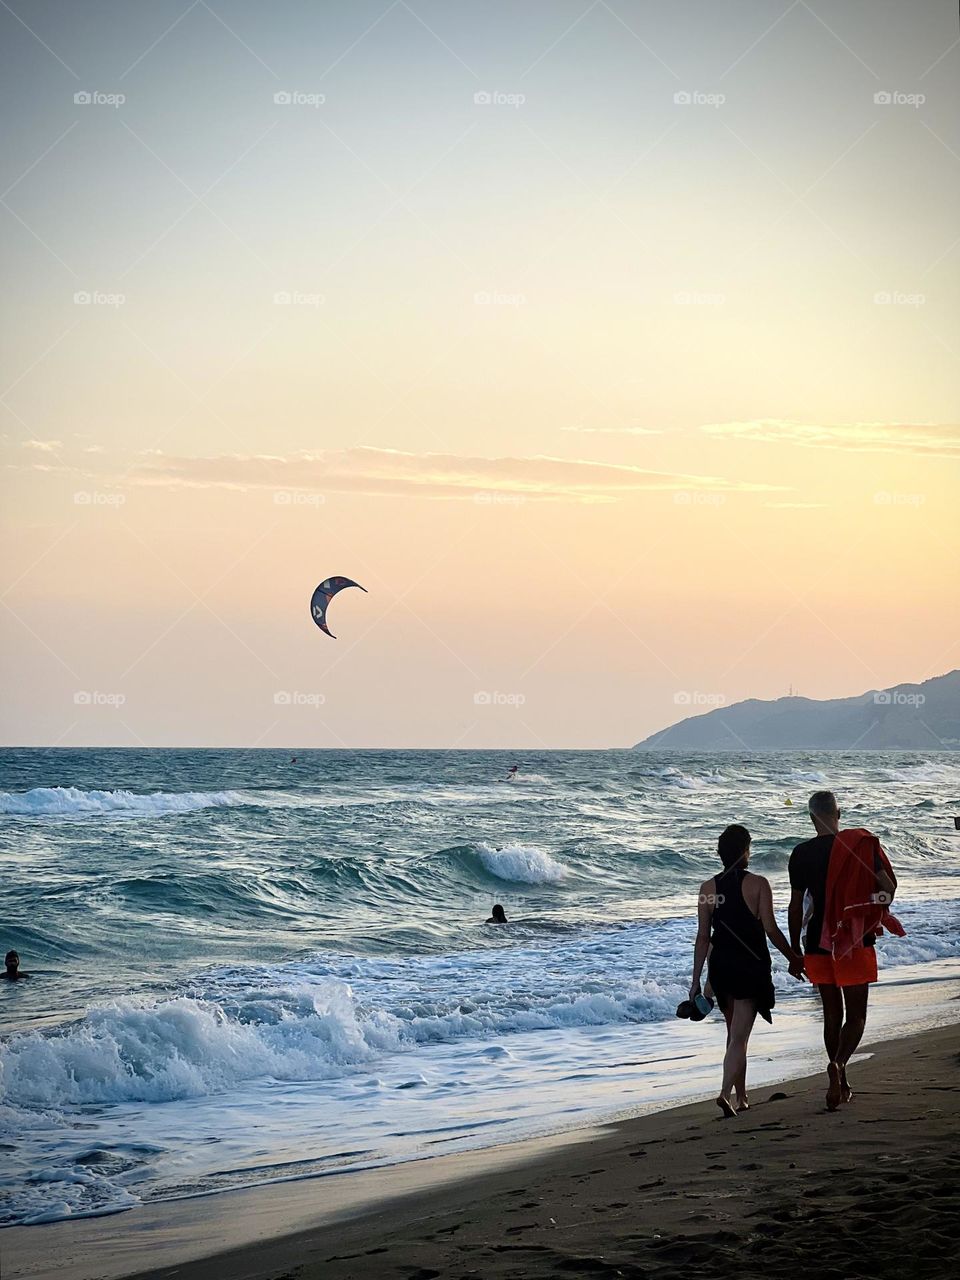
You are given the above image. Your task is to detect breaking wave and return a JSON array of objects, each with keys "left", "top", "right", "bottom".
[{"left": 0, "top": 786, "right": 250, "bottom": 818}]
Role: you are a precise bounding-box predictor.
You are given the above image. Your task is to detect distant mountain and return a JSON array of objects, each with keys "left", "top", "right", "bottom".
[{"left": 633, "top": 670, "right": 960, "bottom": 751}]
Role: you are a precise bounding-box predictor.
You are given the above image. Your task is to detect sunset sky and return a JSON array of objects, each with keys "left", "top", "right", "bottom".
[{"left": 2, "top": 0, "right": 958, "bottom": 748}]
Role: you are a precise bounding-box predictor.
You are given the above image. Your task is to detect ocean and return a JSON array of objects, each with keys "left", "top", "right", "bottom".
[{"left": 1, "top": 748, "right": 958, "bottom": 1227}]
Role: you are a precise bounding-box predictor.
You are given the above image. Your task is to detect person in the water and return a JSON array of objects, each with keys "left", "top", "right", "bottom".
[
  {"left": 486, "top": 904, "right": 508, "bottom": 924},
  {"left": 2, "top": 950, "right": 29, "bottom": 980}
]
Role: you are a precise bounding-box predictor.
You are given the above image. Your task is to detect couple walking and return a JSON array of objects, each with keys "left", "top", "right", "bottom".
[{"left": 689, "top": 790, "right": 902, "bottom": 1117}]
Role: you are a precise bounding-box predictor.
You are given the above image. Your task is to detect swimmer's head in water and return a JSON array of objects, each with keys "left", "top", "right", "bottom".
[
  {"left": 5, "top": 950, "right": 19, "bottom": 975},
  {"left": 488, "top": 904, "right": 507, "bottom": 923},
  {"left": 717, "top": 824, "right": 751, "bottom": 870}
]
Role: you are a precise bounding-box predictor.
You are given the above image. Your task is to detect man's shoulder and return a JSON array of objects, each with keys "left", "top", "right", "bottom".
[
  {"left": 788, "top": 833, "right": 832, "bottom": 883},
  {"left": 791, "top": 833, "right": 832, "bottom": 856},
  {"left": 789, "top": 835, "right": 817, "bottom": 860}
]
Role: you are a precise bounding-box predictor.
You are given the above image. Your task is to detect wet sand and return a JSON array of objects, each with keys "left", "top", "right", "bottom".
[{"left": 6, "top": 1019, "right": 958, "bottom": 1280}]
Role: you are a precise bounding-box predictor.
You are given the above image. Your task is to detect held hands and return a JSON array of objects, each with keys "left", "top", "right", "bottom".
[{"left": 787, "top": 950, "right": 807, "bottom": 981}]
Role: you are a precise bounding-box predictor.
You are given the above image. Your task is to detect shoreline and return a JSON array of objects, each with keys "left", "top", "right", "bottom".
[{"left": 5, "top": 1017, "right": 958, "bottom": 1280}]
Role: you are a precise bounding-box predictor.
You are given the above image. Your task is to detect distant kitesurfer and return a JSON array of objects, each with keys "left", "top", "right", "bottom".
[
  {"left": 2, "top": 950, "right": 29, "bottom": 980},
  {"left": 505, "top": 765, "right": 519, "bottom": 782},
  {"left": 486, "top": 904, "right": 508, "bottom": 924}
]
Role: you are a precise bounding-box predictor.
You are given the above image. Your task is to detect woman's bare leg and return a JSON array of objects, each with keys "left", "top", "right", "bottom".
[{"left": 718, "top": 999, "right": 757, "bottom": 1115}]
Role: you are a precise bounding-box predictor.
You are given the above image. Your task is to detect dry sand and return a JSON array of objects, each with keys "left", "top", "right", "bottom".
[{"left": 6, "top": 1019, "right": 957, "bottom": 1280}]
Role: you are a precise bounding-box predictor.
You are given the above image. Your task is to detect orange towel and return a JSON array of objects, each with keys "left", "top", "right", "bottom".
[{"left": 820, "top": 828, "right": 905, "bottom": 959}]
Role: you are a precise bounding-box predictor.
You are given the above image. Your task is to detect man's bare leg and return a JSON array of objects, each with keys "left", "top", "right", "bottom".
[
  {"left": 837, "top": 983, "right": 869, "bottom": 1102},
  {"left": 817, "top": 984, "right": 844, "bottom": 1110}
]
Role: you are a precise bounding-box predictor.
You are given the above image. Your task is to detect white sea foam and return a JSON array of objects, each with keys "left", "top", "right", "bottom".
[
  {"left": 658, "top": 767, "right": 708, "bottom": 789},
  {"left": 0, "top": 984, "right": 386, "bottom": 1107},
  {"left": 0, "top": 973, "right": 683, "bottom": 1111},
  {"left": 476, "top": 842, "right": 569, "bottom": 883},
  {"left": 885, "top": 761, "right": 960, "bottom": 785},
  {"left": 0, "top": 786, "right": 249, "bottom": 818},
  {"left": 13, "top": 1170, "right": 141, "bottom": 1225}
]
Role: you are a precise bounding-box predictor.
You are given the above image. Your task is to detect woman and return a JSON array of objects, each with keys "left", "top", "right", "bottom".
[{"left": 689, "top": 824, "right": 804, "bottom": 1117}]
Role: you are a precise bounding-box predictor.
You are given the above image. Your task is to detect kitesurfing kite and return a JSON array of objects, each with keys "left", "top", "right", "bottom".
[{"left": 310, "top": 576, "right": 367, "bottom": 638}]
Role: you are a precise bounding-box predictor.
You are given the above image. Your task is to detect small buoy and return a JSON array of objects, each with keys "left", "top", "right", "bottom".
[{"left": 784, "top": 797, "right": 793, "bottom": 806}]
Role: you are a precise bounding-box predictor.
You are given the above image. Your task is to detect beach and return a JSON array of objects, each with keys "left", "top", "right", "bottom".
[{"left": 4, "top": 1019, "right": 957, "bottom": 1280}]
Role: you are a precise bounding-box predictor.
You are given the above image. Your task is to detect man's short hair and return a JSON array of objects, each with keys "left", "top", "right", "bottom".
[
  {"left": 5, "top": 950, "right": 18, "bottom": 964},
  {"left": 808, "top": 790, "right": 839, "bottom": 819}
]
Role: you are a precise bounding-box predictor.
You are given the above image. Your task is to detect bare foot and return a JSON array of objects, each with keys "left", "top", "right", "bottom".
[
  {"left": 826, "top": 1062, "right": 842, "bottom": 1112},
  {"left": 736, "top": 1096, "right": 750, "bottom": 1113},
  {"left": 716, "top": 1095, "right": 737, "bottom": 1119},
  {"left": 840, "top": 1067, "right": 853, "bottom": 1104}
]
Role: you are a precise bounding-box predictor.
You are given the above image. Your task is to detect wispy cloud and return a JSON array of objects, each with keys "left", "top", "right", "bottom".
[
  {"left": 21, "top": 439, "right": 63, "bottom": 453},
  {"left": 702, "top": 420, "right": 960, "bottom": 458},
  {"left": 131, "top": 446, "right": 780, "bottom": 504},
  {"left": 561, "top": 426, "right": 662, "bottom": 436},
  {"left": 765, "top": 500, "right": 828, "bottom": 509}
]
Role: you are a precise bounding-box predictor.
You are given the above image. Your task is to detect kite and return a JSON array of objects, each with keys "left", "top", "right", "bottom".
[{"left": 310, "top": 576, "right": 367, "bottom": 638}]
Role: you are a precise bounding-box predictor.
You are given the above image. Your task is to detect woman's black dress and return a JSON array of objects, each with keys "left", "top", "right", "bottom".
[{"left": 707, "top": 867, "right": 775, "bottom": 1022}]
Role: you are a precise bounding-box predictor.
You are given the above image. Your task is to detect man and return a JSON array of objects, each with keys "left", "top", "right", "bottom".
[
  {"left": 2, "top": 950, "right": 29, "bottom": 980},
  {"left": 789, "top": 791, "right": 897, "bottom": 1111}
]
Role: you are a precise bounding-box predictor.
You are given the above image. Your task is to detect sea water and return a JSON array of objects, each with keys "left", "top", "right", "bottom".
[{"left": 1, "top": 749, "right": 958, "bottom": 1225}]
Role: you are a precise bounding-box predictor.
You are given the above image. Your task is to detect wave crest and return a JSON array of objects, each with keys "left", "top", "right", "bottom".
[
  {"left": 0, "top": 972, "right": 679, "bottom": 1111},
  {"left": 0, "top": 786, "right": 248, "bottom": 818},
  {"left": 475, "top": 842, "right": 568, "bottom": 884}
]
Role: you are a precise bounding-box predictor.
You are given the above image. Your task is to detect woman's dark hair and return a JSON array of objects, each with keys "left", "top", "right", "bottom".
[
  {"left": 490, "top": 904, "right": 507, "bottom": 923},
  {"left": 717, "top": 824, "right": 751, "bottom": 869}
]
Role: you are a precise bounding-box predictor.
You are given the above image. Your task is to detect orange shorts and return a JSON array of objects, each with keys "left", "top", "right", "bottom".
[{"left": 804, "top": 949, "right": 878, "bottom": 987}]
